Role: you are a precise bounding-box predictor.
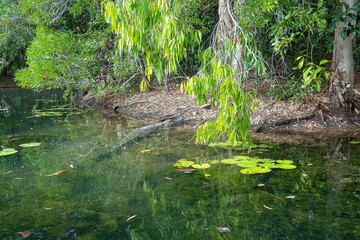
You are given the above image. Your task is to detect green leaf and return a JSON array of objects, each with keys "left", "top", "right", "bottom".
[
  {"left": 240, "top": 167, "right": 272, "bottom": 174},
  {"left": 0, "top": 148, "right": 18, "bottom": 156},
  {"left": 319, "top": 59, "right": 329, "bottom": 65},
  {"left": 19, "top": 142, "right": 41, "bottom": 148}
]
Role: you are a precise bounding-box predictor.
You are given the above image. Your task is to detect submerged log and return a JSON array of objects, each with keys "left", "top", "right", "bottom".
[{"left": 93, "top": 116, "right": 183, "bottom": 162}]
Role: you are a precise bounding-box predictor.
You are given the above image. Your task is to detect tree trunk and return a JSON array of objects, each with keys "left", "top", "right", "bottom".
[
  {"left": 216, "top": 0, "right": 243, "bottom": 73},
  {"left": 137, "top": 56, "right": 151, "bottom": 92},
  {"left": 329, "top": 0, "right": 357, "bottom": 110}
]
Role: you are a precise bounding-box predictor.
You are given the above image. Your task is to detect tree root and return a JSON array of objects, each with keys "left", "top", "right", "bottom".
[{"left": 254, "top": 104, "right": 319, "bottom": 133}]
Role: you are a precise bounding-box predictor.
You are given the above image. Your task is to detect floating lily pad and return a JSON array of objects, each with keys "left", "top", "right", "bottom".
[
  {"left": 240, "top": 167, "right": 272, "bottom": 174},
  {"left": 0, "top": 148, "right": 18, "bottom": 156},
  {"left": 19, "top": 142, "right": 41, "bottom": 148},
  {"left": 220, "top": 159, "right": 239, "bottom": 164},
  {"left": 277, "top": 164, "right": 297, "bottom": 169},
  {"left": 257, "top": 158, "right": 275, "bottom": 163},
  {"left": 233, "top": 155, "right": 251, "bottom": 160},
  {"left": 236, "top": 160, "right": 258, "bottom": 168},
  {"left": 192, "top": 163, "right": 211, "bottom": 169},
  {"left": 276, "top": 160, "right": 294, "bottom": 164},
  {"left": 258, "top": 163, "right": 281, "bottom": 168},
  {"left": 173, "top": 160, "right": 195, "bottom": 168}
]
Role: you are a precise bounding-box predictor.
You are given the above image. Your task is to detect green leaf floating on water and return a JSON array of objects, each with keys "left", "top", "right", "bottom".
[
  {"left": 240, "top": 167, "right": 272, "bottom": 174},
  {"left": 173, "top": 160, "right": 195, "bottom": 168},
  {"left": 220, "top": 159, "right": 239, "bottom": 164},
  {"left": 0, "top": 148, "right": 18, "bottom": 156},
  {"left": 233, "top": 155, "right": 251, "bottom": 160},
  {"left": 236, "top": 160, "right": 258, "bottom": 168},
  {"left": 350, "top": 141, "right": 360, "bottom": 144},
  {"left": 19, "top": 142, "right": 41, "bottom": 148},
  {"left": 257, "top": 158, "right": 275, "bottom": 163},
  {"left": 258, "top": 163, "right": 281, "bottom": 168},
  {"left": 192, "top": 163, "right": 211, "bottom": 169},
  {"left": 277, "top": 164, "right": 297, "bottom": 169},
  {"left": 276, "top": 160, "right": 294, "bottom": 164}
]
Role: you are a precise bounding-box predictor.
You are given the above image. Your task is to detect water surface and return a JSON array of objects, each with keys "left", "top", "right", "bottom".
[{"left": 1, "top": 90, "right": 359, "bottom": 239}]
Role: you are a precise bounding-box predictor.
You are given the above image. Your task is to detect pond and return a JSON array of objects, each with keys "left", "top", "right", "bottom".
[{"left": 1, "top": 89, "right": 360, "bottom": 239}]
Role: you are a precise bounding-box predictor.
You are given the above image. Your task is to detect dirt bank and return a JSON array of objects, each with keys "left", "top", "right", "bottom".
[
  {"left": 0, "top": 76, "right": 18, "bottom": 88},
  {"left": 81, "top": 83, "right": 360, "bottom": 144}
]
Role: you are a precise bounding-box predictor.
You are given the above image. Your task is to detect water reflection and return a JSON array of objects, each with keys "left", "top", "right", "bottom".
[{"left": 0, "top": 90, "right": 359, "bottom": 239}]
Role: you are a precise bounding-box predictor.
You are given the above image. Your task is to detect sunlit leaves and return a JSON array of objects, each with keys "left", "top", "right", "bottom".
[
  {"left": 0, "top": 148, "right": 18, "bottom": 156},
  {"left": 185, "top": 48, "right": 256, "bottom": 145},
  {"left": 102, "top": 0, "right": 201, "bottom": 83}
]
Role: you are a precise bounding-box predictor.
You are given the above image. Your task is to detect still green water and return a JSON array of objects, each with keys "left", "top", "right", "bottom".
[{"left": 0, "top": 90, "right": 359, "bottom": 239}]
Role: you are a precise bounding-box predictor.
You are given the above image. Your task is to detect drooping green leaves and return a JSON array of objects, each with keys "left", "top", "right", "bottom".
[
  {"left": 185, "top": 48, "right": 257, "bottom": 145},
  {"left": 102, "top": 0, "right": 201, "bottom": 86}
]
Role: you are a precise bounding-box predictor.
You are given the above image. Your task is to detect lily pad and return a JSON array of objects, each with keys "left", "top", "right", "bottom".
[
  {"left": 220, "top": 159, "right": 239, "bottom": 164},
  {"left": 276, "top": 160, "right": 294, "bottom": 164},
  {"left": 240, "top": 167, "right": 272, "bottom": 174},
  {"left": 0, "top": 148, "right": 18, "bottom": 156},
  {"left": 173, "top": 160, "right": 195, "bottom": 168},
  {"left": 257, "top": 158, "right": 275, "bottom": 163},
  {"left": 258, "top": 163, "right": 281, "bottom": 168},
  {"left": 236, "top": 162, "right": 257, "bottom": 168},
  {"left": 233, "top": 155, "right": 251, "bottom": 160},
  {"left": 236, "top": 160, "right": 258, "bottom": 168},
  {"left": 19, "top": 142, "right": 41, "bottom": 148},
  {"left": 192, "top": 163, "right": 211, "bottom": 169},
  {"left": 277, "top": 164, "right": 297, "bottom": 169}
]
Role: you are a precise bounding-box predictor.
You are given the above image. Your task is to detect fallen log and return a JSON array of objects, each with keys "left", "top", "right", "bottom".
[{"left": 93, "top": 116, "right": 183, "bottom": 162}]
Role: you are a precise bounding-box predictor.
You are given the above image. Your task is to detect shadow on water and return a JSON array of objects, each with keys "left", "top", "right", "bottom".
[{"left": 0, "top": 90, "right": 359, "bottom": 239}]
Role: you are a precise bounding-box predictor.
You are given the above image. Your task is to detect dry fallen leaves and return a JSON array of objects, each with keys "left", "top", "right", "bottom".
[
  {"left": 263, "top": 204, "right": 273, "bottom": 210},
  {"left": 18, "top": 231, "right": 31, "bottom": 238},
  {"left": 126, "top": 215, "right": 136, "bottom": 222},
  {"left": 176, "top": 168, "right": 195, "bottom": 173}
]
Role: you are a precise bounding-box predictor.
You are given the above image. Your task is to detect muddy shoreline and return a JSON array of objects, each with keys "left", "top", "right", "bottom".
[
  {"left": 80, "top": 84, "right": 360, "bottom": 144},
  {"left": 1, "top": 77, "right": 359, "bottom": 144}
]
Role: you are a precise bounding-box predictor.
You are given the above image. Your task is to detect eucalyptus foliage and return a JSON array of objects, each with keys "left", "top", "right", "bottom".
[
  {"left": 102, "top": 0, "right": 202, "bottom": 87},
  {"left": 185, "top": 48, "right": 256, "bottom": 145}
]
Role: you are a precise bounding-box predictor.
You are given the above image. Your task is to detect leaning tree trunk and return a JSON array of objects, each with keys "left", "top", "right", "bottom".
[
  {"left": 216, "top": 0, "right": 243, "bottom": 73},
  {"left": 329, "top": 0, "right": 357, "bottom": 110}
]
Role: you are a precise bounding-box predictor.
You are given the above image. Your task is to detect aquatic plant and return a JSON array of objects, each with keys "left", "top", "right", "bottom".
[
  {"left": 0, "top": 148, "right": 18, "bottom": 156},
  {"left": 19, "top": 142, "right": 41, "bottom": 148}
]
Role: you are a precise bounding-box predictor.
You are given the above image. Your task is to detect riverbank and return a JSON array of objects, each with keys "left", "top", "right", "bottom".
[
  {"left": 81, "top": 82, "right": 360, "bottom": 144},
  {"left": 0, "top": 76, "right": 18, "bottom": 88}
]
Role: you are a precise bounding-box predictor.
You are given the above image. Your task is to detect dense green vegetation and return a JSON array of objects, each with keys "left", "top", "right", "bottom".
[{"left": 1, "top": 0, "right": 359, "bottom": 144}]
